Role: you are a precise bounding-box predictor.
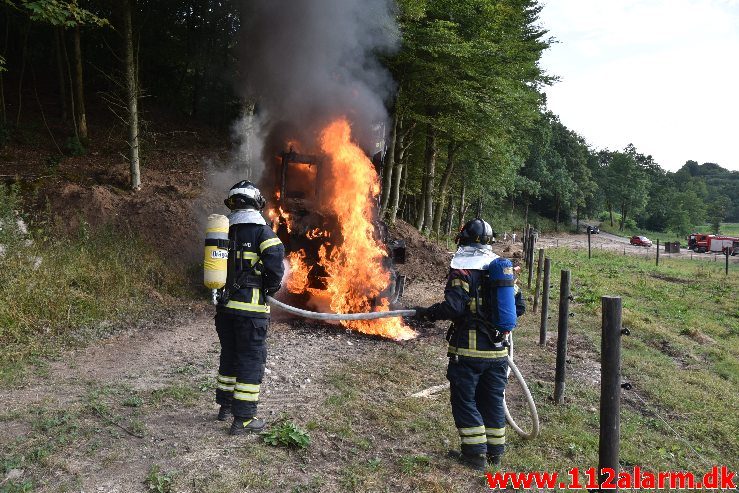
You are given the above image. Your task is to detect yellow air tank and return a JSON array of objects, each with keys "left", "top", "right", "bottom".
[{"left": 204, "top": 214, "right": 230, "bottom": 289}]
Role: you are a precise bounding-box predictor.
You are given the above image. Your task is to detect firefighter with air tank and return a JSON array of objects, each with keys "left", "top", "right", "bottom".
[
  {"left": 412, "top": 218, "right": 525, "bottom": 471},
  {"left": 203, "top": 181, "right": 285, "bottom": 435}
]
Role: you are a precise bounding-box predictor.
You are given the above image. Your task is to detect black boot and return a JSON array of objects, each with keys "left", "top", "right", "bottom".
[
  {"left": 448, "top": 450, "right": 487, "bottom": 472},
  {"left": 487, "top": 453, "right": 502, "bottom": 467},
  {"left": 229, "top": 417, "right": 266, "bottom": 436},
  {"left": 217, "top": 405, "right": 232, "bottom": 421}
]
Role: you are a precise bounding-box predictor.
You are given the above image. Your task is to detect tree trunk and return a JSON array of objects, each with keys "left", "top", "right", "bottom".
[
  {"left": 523, "top": 197, "right": 529, "bottom": 229},
  {"left": 421, "top": 124, "right": 437, "bottom": 233},
  {"left": 555, "top": 196, "right": 561, "bottom": 232},
  {"left": 388, "top": 120, "right": 413, "bottom": 224},
  {"left": 415, "top": 175, "right": 426, "bottom": 230},
  {"left": 445, "top": 196, "right": 454, "bottom": 235},
  {"left": 1, "top": 10, "right": 9, "bottom": 124},
  {"left": 432, "top": 140, "right": 457, "bottom": 235},
  {"left": 576, "top": 205, "right": 580, "bottom": 231},
  {"left": 54, "top": 27, "right": 68, "bottom": 121},
  {"left": 123, "top": 0, "right": 141, "bottom": 190},
  {"left": 387, "top": 156, "right": 404, "bottom": 225},
  {"left": 397, "top": 158, "right": 409, "bottom": 223},
  {"left": 73, "top": 26, "right": 88, "bottom": 140},
  {"left": 458, "top": 180, "right": 467, "bottom": 231},
  {"left": 413, "top": 195, "right": 422, "bottom": 228},
  {"left": 15, "top": 22, "right": 30, "bottom": 126},
  {"left": 620, "top": 203, "right": 627, "bottom": 231},
  {"left": 379, "top": 108, "right": 398, "bottom": 216},
  {"left": 608, "top": 203, "right": 614, "bottom": 227}
]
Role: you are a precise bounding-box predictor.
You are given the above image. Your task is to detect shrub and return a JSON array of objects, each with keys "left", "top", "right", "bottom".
[
  {"left": 262, "top": 420, "right": 311, "bottom": 449},
  {"left": 145, "top": 465, "right": 173, "bottom": 493}
]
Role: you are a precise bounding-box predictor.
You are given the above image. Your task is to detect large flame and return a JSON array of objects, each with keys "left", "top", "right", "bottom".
[
  {"left": 284, "top": 118, "right": 415, "bottom": 341},
  {"left": 286, "top": 249, "right": 311, "bottom": 294}
]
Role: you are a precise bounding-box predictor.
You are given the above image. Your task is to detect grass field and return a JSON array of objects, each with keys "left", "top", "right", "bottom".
[
  {"left": 1, "top": 242, "right": 736, "bottom": 491},
  {"left": 0, "top": 223, "right": 187, "bottom": 386},
  {"left": 710, "top": 222, "right": 739, "bottom": 236},
  {"left": 321, "top": 248, "right": 738, "bottom": 483}
]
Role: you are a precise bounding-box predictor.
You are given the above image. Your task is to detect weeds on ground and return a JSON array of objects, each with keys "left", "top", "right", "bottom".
[
  {"left": 262, "top": 420, "right": 311, "bottom": 449},
  {"left": 145, "top": 465, "right": 173, "bottom": 493},
  {"left": 1, "top": 406, "right": 91, "bottom": 491},
  {"left": 150, "top": 383, "right": 200, "bottom": 407}
]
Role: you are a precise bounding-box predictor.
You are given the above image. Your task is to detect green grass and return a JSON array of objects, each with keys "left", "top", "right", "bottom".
[
  {"left": 301, "top": 247, "right": 738, "bottom": 489},
  {"left": 1, "top": 406, "right": 91, "bottom": 492},
  {"left": 526, "top": 249, "right": 739, "bottom": 468},
  {"left": 703, "top": 222, "right": 739, "bottom": 236},
  {"left": 0, "top": 187, "right": 187, "bottom": 384}
]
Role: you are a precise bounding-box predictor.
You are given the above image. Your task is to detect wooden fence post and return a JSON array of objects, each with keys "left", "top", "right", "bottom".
[
  {"left": 527, "top": 234, "right": 536, "bottom": 288},
  {"left": 533, "top": 248, "right": 544, "bottom": 313},
  {"left": 726, "top": 248, "right": 730, "bottom": 275},
  {"left": 539, "top": 258, "right": 551, "bottom": 346},
  {"left": 588, "top": 229, "right": 591, "bottom": 259},
  {"left": 599, "top": 296, "right": 624, "bottom": 489},
  {"left": 554, "top": 270, "right": 571, "bottom": 404}
]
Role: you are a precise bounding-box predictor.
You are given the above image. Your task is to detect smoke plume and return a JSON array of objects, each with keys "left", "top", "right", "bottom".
[{"left": 238, "top": 0, "right": 399, "bottom": 166}]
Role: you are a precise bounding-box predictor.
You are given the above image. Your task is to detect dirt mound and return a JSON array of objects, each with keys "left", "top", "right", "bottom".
[
  {"left": 47, "top": 164, "right": 204, "bottom": 262},
  {"left": 388, "top": 220, "right": 451, "bottom": 283}
]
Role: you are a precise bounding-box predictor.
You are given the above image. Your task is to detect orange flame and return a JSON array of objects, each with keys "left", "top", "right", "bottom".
[
  {"left": 314, "top": 118, "right": 415, "bottom": 341},
  {"left": 306, "top": 228, "right": 331, "bottom": 240},
  {"left": 286, "top": 249, "right": 311, "bottom": 294},
  {"left": 267, "top": 207, "right": 292, "bottom": 233}
]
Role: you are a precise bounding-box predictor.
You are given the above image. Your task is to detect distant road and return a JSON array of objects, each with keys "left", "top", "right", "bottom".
[{"left": 597, "top": 230, "right": 631, "bottom": 245}]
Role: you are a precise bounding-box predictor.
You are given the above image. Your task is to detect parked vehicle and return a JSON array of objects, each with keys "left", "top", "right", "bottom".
[
  {"left": 630, "top": 235, "right": 652, "bottom": 247},
  {"left": 707, "top": 236, "right": 738, "bottom": 254},
  {"left": 586, "top": 225, "right": 600, "bottom": 234},
  {"left": 688, "top": 233, "right": 738, "bottom": 254},
  {"left": 688, "top": 233, "right": 710, "bottom": 252},
  {"left": 732, "top": 240, "right": 739, "bottom": 256}
]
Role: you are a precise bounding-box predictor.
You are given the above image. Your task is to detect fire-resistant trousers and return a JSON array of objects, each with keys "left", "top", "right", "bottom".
[
  {"left": 447, "top": 356, "right": 508, "bottom": 457},
  {"left": 214, "top": 313, "right": 268, "bottom": 419}
]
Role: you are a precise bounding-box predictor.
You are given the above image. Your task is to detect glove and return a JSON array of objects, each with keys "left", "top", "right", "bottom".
[
  {"left": 265, "top": 284, "right": 281, "bottom": 297},
  {"left": 413, "top": 306, "right": 431, "bottom": 322}
]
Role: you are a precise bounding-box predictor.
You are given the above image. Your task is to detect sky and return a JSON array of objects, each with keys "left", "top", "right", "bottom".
[{"left": 537, "top": 0, "right": 739, "bottom": 171}]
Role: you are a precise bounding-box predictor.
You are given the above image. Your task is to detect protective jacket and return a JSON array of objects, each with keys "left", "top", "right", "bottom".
[
  {"left": 426, "top": 245, "right": 525, "bottom": 358},
  {"left": 217, "top": 209, "right": 285, "bottom": 318}
]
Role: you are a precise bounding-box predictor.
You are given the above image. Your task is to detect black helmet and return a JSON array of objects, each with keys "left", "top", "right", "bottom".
[
  {"left": 224, "top": 181, "right": 266, "bottom": 211},
  {"left": 456, "top": 218, "right": 493, "bottom": 245}
]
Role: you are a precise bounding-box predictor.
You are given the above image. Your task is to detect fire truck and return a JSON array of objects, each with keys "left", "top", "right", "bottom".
[{"left": 688, "top": 233, "right": 738, "bottom": 254}]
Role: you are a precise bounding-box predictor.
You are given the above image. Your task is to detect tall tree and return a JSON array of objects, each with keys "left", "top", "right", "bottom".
[
  {"left": 609, "top": 147, "right": 649, "bottom": 231},
  {"left": 72, "top": 25, "right": 86, "bottom": 139},
  {"left": 389, "top": 0, "right": 550, "bottom": 232},
  {"left": 122, "top": 0, "right": 140, "bottom": 190}
]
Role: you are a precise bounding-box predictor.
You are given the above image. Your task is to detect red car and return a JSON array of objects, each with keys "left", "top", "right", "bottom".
[{"left": 630, "top": 235, "right": 653, "bottom": 247}]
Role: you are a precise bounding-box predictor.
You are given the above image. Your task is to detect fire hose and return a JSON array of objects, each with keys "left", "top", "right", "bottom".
[
  {"left": 266, "top": 296, "right": 416, "bottom": 320},
  {"left": 265, "top": 296, "right": 540, "bottom": 439}
]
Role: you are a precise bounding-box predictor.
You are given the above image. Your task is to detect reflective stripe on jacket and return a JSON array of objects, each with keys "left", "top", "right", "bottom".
[
  {"left": 217, "top": 221, "right": 285, "bottom": 318},
  {"left": 427, "top": 267, "right": 524, "bottom": 358}
]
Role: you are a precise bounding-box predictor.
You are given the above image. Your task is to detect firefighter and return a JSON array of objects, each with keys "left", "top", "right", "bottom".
[
  {"left": 413, "top": 218, "right": 525, "bottom": 471},
  {"left": 215, "top": 181, "right": 285, "bottom": 436}
]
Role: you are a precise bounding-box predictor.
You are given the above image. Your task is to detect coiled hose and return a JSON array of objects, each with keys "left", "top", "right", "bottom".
[{"left": 265, "top": 296, "right": 540, "bottom": 439}]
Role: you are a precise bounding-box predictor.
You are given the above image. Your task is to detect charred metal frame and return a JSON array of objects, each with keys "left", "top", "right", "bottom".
[{"left": 279, "top": 150, "right": 321, "bottom": 205}]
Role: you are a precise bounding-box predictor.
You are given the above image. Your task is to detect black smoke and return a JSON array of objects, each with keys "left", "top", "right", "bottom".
[{"left": 238, "top": 0, "right": 398, "bottom": 161}]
